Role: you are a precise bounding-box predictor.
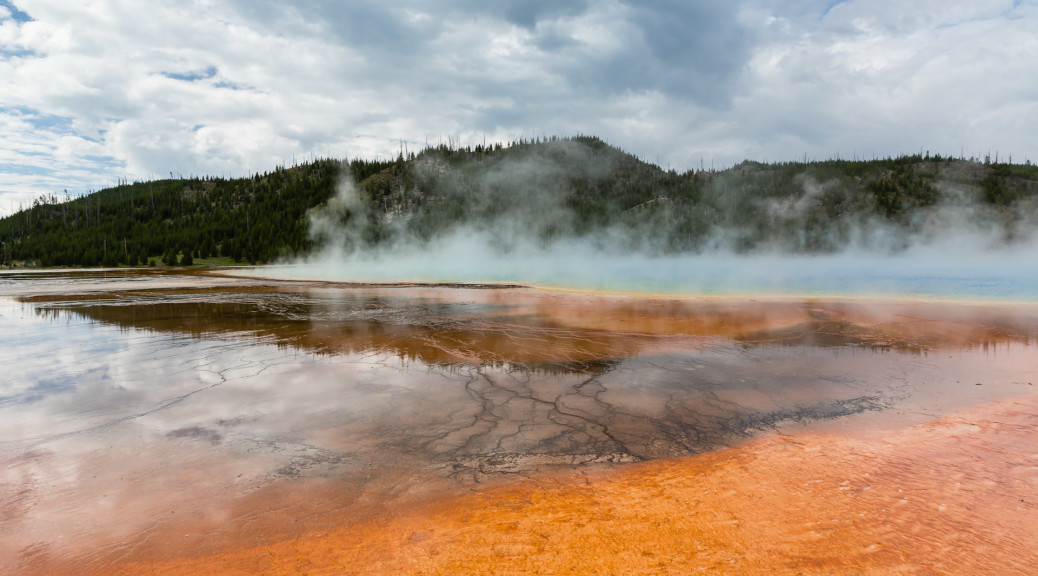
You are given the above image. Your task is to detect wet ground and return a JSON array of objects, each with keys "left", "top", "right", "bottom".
[{"left": 2, "top": 269, "right": 1036, "bottom": 574}]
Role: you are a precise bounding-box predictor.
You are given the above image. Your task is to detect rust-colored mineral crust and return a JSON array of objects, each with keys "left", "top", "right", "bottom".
[{"left": 123, "top": 395, "right": 1038, "bottom": 575}]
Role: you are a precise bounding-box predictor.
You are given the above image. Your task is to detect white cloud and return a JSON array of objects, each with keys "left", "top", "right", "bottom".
[{"left": 0, "top": 0, "right": 1035, "bottom": 215}]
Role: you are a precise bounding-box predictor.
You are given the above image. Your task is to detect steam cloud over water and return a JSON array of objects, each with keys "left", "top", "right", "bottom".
[{"left": 277, "top": 139, "right": 1038, "bottom": 300}]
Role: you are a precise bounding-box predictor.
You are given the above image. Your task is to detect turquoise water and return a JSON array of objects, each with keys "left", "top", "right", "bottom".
[{"left": 260, "top": 249, "right": 1038, "bottom": 302}]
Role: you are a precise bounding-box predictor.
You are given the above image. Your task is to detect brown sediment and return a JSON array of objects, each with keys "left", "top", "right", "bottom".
[{"left": 100, "top": 393, "right": 1038, "bottom": 576}]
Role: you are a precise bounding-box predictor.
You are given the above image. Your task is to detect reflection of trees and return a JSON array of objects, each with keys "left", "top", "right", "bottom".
[
  {"left": 29, "top": 292, "right": 1038, "bottom": 369},
  {"left": 738, "top": 305, "right": 1037, "bottom": 356},
  {"left": 30, "top": 296, "right": 634, "bottom": 374}
]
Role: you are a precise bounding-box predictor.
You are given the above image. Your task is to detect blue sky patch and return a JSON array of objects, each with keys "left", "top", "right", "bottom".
[
  {"left": 1, "top": 106, "right": 78, "bottom": 134},
  {"left": 213, "top": 80, "right": 248, "bottom": 91},
  {"left": 0, "top": 0, "right": 31, "bottom": 22},
  {"left": 822, "top": 0, "right": 850, "bottom": 17},
  {"left": 0, "top": 47, "right": 39, "bottom": 59},
  {"left": 0, "top": 163, "right": 54, "bottom": 177},
  {"left": 82, "top": 154, "right": 119, "bottom": 164},
  {"left": 162, "top": 65, "right": 218, "bottom": 82}
]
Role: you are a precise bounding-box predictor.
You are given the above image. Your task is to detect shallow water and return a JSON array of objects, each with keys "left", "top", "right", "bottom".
[
  {"left": 2, "top": 269, "right": 1037, "bottom": 574},
  {"left": 259, "top": 249, "right": 1038, "bottom": 301}
]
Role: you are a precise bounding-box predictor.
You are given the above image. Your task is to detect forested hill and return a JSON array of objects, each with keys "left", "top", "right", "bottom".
[
  {"left": 2, "top": 135, "right": 1038, "bottom": 268},
  {"left": 0, "top": 157, "right": 356, "bottom": 267}
]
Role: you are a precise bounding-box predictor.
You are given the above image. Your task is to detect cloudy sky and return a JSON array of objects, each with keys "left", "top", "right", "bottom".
[{"left": 1, "top": 0, "right": 1035, "bottom": 214}]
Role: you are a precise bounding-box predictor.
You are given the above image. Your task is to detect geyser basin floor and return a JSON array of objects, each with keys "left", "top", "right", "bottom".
[
  {"left": 125, "top": 396, "right": 1038, "bottom": 576},
  {"left": 1, "top": 270, "right": 1036, "bottom": 575}
]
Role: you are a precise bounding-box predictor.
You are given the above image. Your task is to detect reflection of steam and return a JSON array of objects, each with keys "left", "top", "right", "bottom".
[{"left": 293, "top": 142, "right": 1038, "bottom": 299}]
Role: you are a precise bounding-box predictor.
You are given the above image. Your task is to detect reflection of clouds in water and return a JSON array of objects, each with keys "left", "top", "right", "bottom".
[
  {"left": 0, "top": 377, "right": 77, "bottom": 406},
  {"left": 1, "top": 302, "right": 117, "bottom": 417},
  {"left": 2, "top": 293, "right": 462, "bottom": 491},
  {"left": 2, "top": 318, "right": 414, "bottom": 448},
  {"left": 1, "top": 298, "right": 444, "bottom": 565}
]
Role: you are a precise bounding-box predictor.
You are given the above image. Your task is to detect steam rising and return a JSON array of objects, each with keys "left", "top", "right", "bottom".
[{"left": 279, "top": 140, "right": 1038, "bottom": 300}]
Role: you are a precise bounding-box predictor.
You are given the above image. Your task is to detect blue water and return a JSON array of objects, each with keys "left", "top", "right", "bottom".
[{"left": 264, "top": 249, "right": 1038, "bottom": 302}]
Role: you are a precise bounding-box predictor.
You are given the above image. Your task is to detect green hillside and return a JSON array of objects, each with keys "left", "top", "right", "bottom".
[{"left": 2, "top": 136, "right": 1037, "bottom": 268}]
